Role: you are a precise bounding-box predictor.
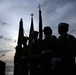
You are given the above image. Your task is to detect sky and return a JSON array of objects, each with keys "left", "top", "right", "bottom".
[{"left": 0, "top": 0, "right": 76, "bottom": 66}]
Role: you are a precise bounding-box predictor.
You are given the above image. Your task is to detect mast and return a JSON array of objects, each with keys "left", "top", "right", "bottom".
[
  {"left": 28, "top": 14, "right": 34, "bottom": 56},
  {"left": 38, "top": 4, "right": 43, "bottom": 40},
  {"left": 29, "top": 14, "right": 34, "bottom": 37}
]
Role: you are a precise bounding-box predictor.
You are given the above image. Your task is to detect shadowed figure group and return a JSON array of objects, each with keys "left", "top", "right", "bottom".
[
  {"left": 14, "top": 22, "right": 76, "bottom": 75},
  {"left": 29, "top": 22, "right": 76, "bottom": 75}
]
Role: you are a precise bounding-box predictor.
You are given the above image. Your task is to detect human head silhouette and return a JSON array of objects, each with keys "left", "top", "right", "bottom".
[
  {"left": 58, "top": 23, "right": 69, "bottom": 34},
  {"left": 21, "top": 37, "right": 29, "bottom": 45},
  {"left": 31, "top": 31, "right": 38, "bottom": 39},
  {"left": 43, "top": 26, "right": 52, "bottom": 36}
]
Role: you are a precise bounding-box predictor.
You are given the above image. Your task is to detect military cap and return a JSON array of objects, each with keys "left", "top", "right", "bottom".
[
  {"left": 58, "top": 22, "right": 69, "bottom": 34},
  {"left": 31, "top": 31, "right": 39, "bottom": 38},
  {"left": 58, "top": 23, "right": 69, "bottom": 28},
  {"left": 43, "top": 26, "right": 52, "bottom": 34}
]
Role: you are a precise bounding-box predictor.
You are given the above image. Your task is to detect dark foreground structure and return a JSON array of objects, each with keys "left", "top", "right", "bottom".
[
  {"left": 14, "top": 5, "right": 76, "bottom": 75},
  {"left": 0, "top": 60, "right": 6, "bottom": 75}
]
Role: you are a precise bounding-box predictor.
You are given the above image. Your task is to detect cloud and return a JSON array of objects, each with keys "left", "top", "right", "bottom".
[
  {"left": 5, "top": 38, "right": 12, "bottom": 41},
  {"left": 14, "top": 39, "right": 16, "bottom": 43},
  {"left": 0, "top": 21, "right": 7, "bottom": 25},
  {"left": 0, "top": 49, "right": 11, "bottom": 54},
  {"left": 37, "top": 0, "right": 76, "bottom": 36},
  {"left": 69, "top": 30, "right": 76, "bottom": 33},
  {"left": 0, "top": 35, "right": 4, "bottom": 39},
  {"left": 42, "top": 0, "right": 76, "bottom": 7},
  {"left": 0, "top": 35, "right": 13, "bottom": 41},
  {"left": 0, "top": 0, "right": 76, "bottom": 67}
]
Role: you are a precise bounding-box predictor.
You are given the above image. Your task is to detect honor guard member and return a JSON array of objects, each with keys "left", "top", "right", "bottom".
[
  {"left": 30, "top": 31, "right": 41, "bottom": 75},
  {"left": 41, "top": 26, "right": 58, "bottom": 75},
  {"left": 58, "top": 23, "right": 76, "bottom": 75}
]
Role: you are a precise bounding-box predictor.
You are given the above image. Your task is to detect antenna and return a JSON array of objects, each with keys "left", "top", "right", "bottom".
[
  {"left": 38, "top": 4, "right": 41, "bottom": 11},
  {"left": 0, "top": 54, "right": 5, "bottom": 61}
]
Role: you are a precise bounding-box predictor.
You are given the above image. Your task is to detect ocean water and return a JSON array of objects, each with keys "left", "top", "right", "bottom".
[{"left": 5, "top": 66, "right": 14, "bottom": 75}]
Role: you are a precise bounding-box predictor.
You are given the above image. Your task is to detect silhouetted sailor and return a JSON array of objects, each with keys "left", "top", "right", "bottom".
[
  {"left": 42, "top": 26, "right": 58, "bottom": 52},
  {"left": 41, "top": 26, "right": 58, "bottom": 75},
  {"left": 19, "top": 36, "right": 29, "bottom": 75},
  {"left": 14, "top": 36, "right": 29, "bottom": 75},
  {"left": 30, "top": 31, "right": 41, "bottom": 55},
  {"left": 30, "top": 31, "right": 41, "bottom": 75},
  {"left": 58, "top": 22, "right": 76, "bottom": 75}
]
